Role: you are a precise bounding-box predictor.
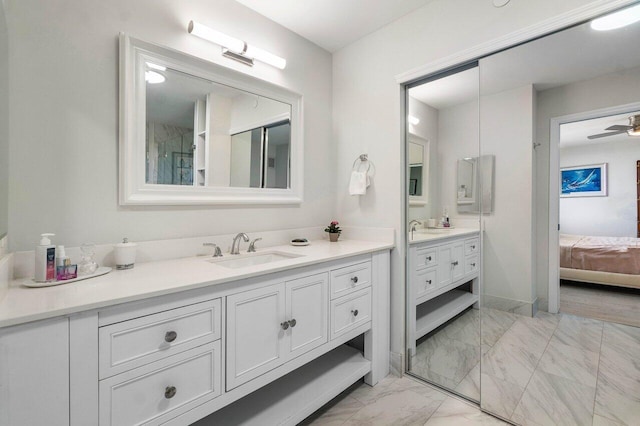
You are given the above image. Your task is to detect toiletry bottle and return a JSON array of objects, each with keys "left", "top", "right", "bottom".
[
  {"left": 56, "top": 245, "right": 71, "bottom": 280},
  {"left": 35, "top": 233, "right": 56, "bottom": 282}
]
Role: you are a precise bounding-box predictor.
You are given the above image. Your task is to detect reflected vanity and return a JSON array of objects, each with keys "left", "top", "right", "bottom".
[{"left": 120, "top": 34, "right": 303, "bottom": 205}]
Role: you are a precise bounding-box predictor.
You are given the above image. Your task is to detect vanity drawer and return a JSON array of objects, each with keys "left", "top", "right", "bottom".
[
  {"left": 465, "top": 255, "right": 479, "bottom": 275},
  {"left": 99, "top": 299, "right": 221, "bottom": 379},
  {"left": 414, "top": 246, "right": 438, "bottom": 270},
  {"left": 330, "top": 288, "right": 372, "bottom": 340},
  {"left": 414, "top": 267, "right": 438, "bottom": 301},
  {"left": 330, "top": 261, "right": 372, "bottom": 299},
  {"left": 464, "top": 238, "right": 479, "bottom": 256},
  {"left": 99, "top": 341, "right": 221, "bottom": 426}
]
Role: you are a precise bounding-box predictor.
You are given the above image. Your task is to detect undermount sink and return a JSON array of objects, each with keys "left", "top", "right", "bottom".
[{"left": 208, "top": 251, "right": 303, "bottom": 269}]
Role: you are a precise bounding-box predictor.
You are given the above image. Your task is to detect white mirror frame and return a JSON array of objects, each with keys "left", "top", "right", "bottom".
[
  {"left": 408, "top": 133, "right": 429, "bottom": 206},
  {"left": 119, "top": 33, "right": 304, "bottom": 205}
]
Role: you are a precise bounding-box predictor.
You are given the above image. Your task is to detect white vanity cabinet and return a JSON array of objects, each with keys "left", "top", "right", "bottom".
[
  {"left": 408, "top": 232, "right": 480, "bottom": 355},
  {"left": 0, "top": 249, "right": 390, "bottom": 426},
  {"left": 226, "top": 273, "right": 328, "bottom": 389}
]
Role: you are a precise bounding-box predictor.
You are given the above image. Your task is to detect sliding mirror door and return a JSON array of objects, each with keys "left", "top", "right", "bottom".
[
  {"left": 405, "top": 66, "right": 482, "bottom": 401},
  {"left": 479, "top": 7, "right": 640, "bottom": 424}
]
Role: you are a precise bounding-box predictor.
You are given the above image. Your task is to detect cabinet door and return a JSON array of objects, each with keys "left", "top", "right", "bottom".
[
  {"left": 285, "top": 273, "right": 329, "bottom": 358},
  {"left": 451, "top": 242, "right": 465, "bottom": 282},
  {"left": 226, "top": 284, "right": 287, "bottom": 390},
  {"left": 0, "top": 317, "right": 70, "bottom": 426},
  {"left": 437, "top": 244, "right": 453, "bottom": 287}
]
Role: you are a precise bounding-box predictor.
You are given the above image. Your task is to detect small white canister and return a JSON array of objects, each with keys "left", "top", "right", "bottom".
[{"left": 114, "top": 238, "right": 137, "bottom": 270}]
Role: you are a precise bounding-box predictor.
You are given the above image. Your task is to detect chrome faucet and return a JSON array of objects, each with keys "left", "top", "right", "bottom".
[
  {"left": 231, "top": 233, "right": 250, "bottom": 255},
  {"left": 203, "top": 242, "right": 223, "bottom": 257},
  {"left": 248, "top": 238, "right": 262, "bottom": 253},
  {"left": 409, "top": 220, "right": 421, "bottom": 240}
]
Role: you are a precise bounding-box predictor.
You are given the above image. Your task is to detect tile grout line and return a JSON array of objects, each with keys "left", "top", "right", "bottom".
[
  {"left": 590, "top": 322, "right": 605, "bottom": 426},
  {"left": 508, "top": 315, "right": 560, "bottom": 422}
]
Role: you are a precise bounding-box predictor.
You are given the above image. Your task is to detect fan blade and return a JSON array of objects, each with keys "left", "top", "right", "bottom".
[
  {"left": 588, "top": 130, "right": 628, "bottom": 139},
  {"left": 605, "top": 125, "right": 632, "bottom": 131}
]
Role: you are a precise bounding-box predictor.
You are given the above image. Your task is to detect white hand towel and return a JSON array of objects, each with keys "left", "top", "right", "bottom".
[{"left": 349, "top": 171, "right": 367, "bottom": 195}]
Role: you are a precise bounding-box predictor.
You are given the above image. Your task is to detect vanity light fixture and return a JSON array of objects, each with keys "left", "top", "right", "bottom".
[
  {"left": 188, "top": 20, "right": 287, "bottom": 70},
  {"left": 408, "top": 115, "right": 420, "bottom": 125},
  {"left": 591, "top": 3, "right": 640, "bottom": 31},
  {"left": 628, "top": 115, "right": 640, "bottom": 136}
]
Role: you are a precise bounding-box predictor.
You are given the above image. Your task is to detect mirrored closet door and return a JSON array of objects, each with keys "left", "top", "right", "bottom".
[
  {"left": 405, "top": 66, "right": 482, "bottom": 402},
  {"left": 406, "top": 4, "right": 640, "bottom": 424}
]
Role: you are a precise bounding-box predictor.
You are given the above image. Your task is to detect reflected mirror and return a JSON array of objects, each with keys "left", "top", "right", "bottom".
[
  {"left": 457, "top": 155, "right": 494, "bottom": 214},
  {"left": 409, "top": 141, "right": 424, "bottom": 196},
  {"left": 120, "top": 34, "right": 303, "bottom": 205}
]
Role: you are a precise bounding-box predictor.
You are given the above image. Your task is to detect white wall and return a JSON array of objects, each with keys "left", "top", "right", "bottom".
[
  {"left": 535, "top": 65, "right": 640, "bottom": 305},
  {"left": 333, "top": 0, "right": 604, "bottom": 360},
  {"left": 560, "top": 141, "right": 638, "bottom": 237},
  {"left": 5, "top": 0, "right": 332, "bottom": 251},
  {"left": 437, "top": 100, "right": 479, "bottom": 224},
  {"left": 0, "top": 1, "right": 8, "bottom": 239},
  {"left": 481, "top": 85, "right": 536, "bottom": 305}
]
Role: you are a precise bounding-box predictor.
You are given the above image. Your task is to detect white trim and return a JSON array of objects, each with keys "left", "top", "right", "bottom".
[
  {"left": 395, "top": 0, "right": 637, "bottom": 84},
  {"left": 548, "top": 101, "right": 640, "bottom": 313},
  {"left": 119, "top": 34, "right": 304, "bottom": 206},
  {"left": 228, "top": 112, "right": 291, "bottom": 136}
]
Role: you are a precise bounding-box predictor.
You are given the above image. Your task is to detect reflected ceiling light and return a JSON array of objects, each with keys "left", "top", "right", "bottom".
[
  {"left": 146, "top": 62, "right": 166, "bottom": 71},
  {"left": 408, "top": 115, "right": 420, "bottom": 125},
  {"left": 188, "top": 20, "right": 287, "bottom": 70},
  {"left": 591, "top": 4, "right": 640, "bottom": 31},
  {"left": 145, "top": 70, "right": 165, "bottom": 84}
]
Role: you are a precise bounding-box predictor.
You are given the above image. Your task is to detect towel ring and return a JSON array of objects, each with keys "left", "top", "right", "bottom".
[{"left": 352, "top": 154, "right": 375, "bottom": 176}]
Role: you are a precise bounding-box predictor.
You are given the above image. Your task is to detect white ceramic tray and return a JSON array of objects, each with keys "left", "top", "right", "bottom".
[{"left": 22, "top": 266, "right": 112, "bottom": 288}]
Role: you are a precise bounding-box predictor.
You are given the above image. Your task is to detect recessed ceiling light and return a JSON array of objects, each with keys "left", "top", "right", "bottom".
[
  {"left": 591, "top": 4, "right": 640, "bottom": 31},
  {"left": 145, "top": 70, "right": 165, "bottom": 84}
]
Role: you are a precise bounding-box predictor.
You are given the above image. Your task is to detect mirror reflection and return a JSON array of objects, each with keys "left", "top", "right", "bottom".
[
  {"left": 409, "top": 142, "right": 424, "bottom": 196},
  {"left": 457, "top": 155, "right": 494, "bottom": 214},
  {"left": 145, "top": 63, "right": 291, "bottom": 188}
]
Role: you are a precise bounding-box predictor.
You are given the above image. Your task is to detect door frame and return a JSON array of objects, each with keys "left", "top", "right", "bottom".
[{"left": 548, "top": 101, "right": 640, "bottom": 313}]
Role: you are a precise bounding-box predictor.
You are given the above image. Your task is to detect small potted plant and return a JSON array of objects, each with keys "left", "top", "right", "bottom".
[{"left": 325, "top": 220, "right": 342, "bottom": 242}]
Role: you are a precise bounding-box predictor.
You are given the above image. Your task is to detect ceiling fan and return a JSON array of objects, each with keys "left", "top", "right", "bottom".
[{"left": 588, "top": 114, "right": 640, "bottom": 139}]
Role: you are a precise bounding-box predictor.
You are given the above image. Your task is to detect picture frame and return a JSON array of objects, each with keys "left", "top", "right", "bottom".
[{"left": 560, "top": 163, "right": 607, "bottom": 197}]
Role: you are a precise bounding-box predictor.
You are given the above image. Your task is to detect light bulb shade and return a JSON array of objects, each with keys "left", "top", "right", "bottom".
[
  {"left": 188, "top": 20, "right": 245, "bottom": 53},
  {"left": 245, "top": 44, "right": 287, "bottom": 70},
  {"left": 591, "top": 4, "right": 640, "bottom": 31}
]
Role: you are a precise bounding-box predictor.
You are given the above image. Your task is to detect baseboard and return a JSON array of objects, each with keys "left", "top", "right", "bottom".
[{"left": 482, "top": 294, "right": 535, "bottom": 317}]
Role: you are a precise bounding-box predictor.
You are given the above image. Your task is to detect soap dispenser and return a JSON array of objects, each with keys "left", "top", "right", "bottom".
[{"left": 35, "top": 233, "right": 56, "bottom": 282}]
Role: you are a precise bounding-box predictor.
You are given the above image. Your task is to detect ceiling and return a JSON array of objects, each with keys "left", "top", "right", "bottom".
[
  {"left": 560, "top": 111, "right": 640, "bottom": 148},
  {"left": 409, "top": 68, "right": 479, "bottom": 110},
  {"left": 233, "top": 0, "right": 437, "bottom": 52}
]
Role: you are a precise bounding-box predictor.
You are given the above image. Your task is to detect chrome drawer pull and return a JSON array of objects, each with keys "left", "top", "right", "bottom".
[
  {"left": 164, "top": 331, "right": 177, "bottom": 343},
  {"left": 351, "top": 276, "right": 359, "bottom": 284},
  {"left": 281, "top": 321, "right": 290, "bottom": 330},
  {"left": 289, "top": 319, "right": 297, "bottom": 328},
  {"left": 164, "top": 386, "right": 177, "bottom": 399},
  {"left": 351, "top": 309, "right": 359, "bottom": 317}
]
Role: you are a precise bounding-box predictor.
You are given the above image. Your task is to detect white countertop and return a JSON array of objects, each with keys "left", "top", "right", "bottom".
[
  {"left": 0, "top": 239, "right": 393, "bottom": 328},
  {"left": 408, "top": 228, "right": 479, "bottom": 245}
]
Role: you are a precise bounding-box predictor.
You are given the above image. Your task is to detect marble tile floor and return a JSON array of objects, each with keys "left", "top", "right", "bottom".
[{"left": 304, "top": 375, "right": 507, "bottom": 426}]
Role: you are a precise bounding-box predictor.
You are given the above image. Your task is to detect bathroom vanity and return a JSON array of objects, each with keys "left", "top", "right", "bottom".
[
  {"left": 0, "top": 240, "right": 391, "bottom": 426},
  {"left": 407, "top": 229, "right": 479, "bottom": 355}
]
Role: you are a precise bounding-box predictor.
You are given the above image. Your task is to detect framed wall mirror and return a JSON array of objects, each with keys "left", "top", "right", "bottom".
[
  {"left": 408, "top": 134, "right": 429, "bottom": 205},
  {"left": 119, "top": 34, "right": 303, "bottom": 205},
  {"left": 457, "top": 155, "right": 494, "bottom": 214}
]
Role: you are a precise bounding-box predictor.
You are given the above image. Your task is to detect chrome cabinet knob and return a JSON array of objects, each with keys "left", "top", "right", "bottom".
[
  {"left": 471, "top": 245, "right": 476, "bottom": 249},
  {"left": 289, "top": 319, "right": 297, "bottom": 328},
  {"left": 164, "top": 386, "right": 177, "bottom": 399},
  {"left": 471, "top": 263, "right": 476, "bottom": 267},
  {"left": 425, "top": 256, "right": 432, "bottom": 262},
  {"left": 426, "top": 279, "right": 432, "bottom": 285},
  {"left": 351, "top": 276, "right": 359, "bottom": 284},
  {"left": 351, "top": 309, "right": 359, "bottom": 317},
  {"left": 452, "top": 261, "right": 459, "bottom": 266},
  {"left": 165, "top": 331, "right": 177, "bottom": 343},
  {"left": 281, "top": 321, "right": 290, "bottom": 330}
]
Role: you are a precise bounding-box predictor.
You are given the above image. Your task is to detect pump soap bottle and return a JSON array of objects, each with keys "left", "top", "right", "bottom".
[{"left": 35, "top": 233, "right": 56, "bottom": 282}]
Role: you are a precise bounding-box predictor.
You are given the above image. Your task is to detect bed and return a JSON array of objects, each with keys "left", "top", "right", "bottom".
[{"left": 559, "top": 234, "right": 640, "bottom": 289}]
